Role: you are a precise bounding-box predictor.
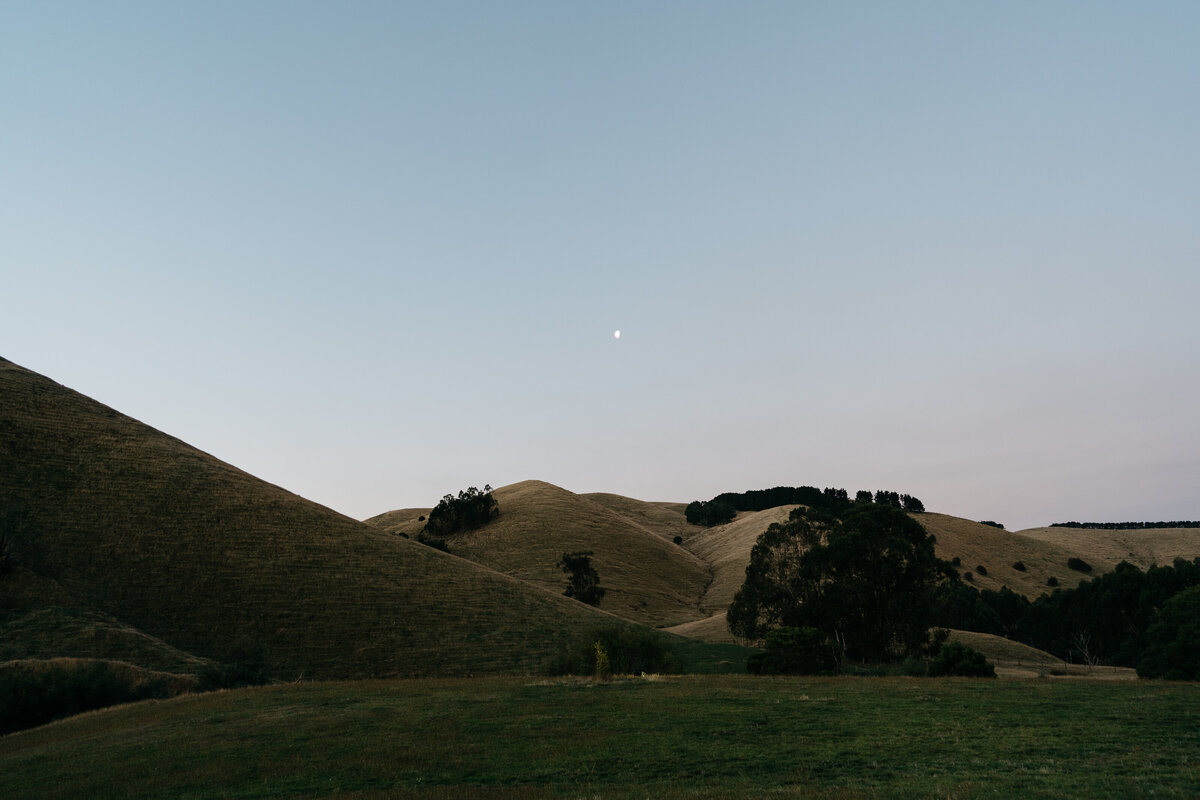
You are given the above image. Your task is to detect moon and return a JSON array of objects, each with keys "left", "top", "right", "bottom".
[{"left": 613, "top": 330, "right": 621, "bottom": 339}]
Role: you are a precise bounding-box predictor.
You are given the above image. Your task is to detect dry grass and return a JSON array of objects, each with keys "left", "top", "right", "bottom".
[
  {"left": 1016, "top": 525, "right": 1200, "bottom": 572},
  {"left": 0, "top": 357, "right": 621, "bottom": 679},
  {"left": 662, "top": 611, "right": 736, "bottom": 644},
  {"left": 0, "top": 606, "right": 217, "bottom": 675},
  {"left": 368, "top": 480, "right": 711, "bottom": 627},
  {"left": 916, "top": 512, "right": 1101, "bottom": 596},
  {"left": 684, "top": 506, "right": 798, "bottom": 615}
]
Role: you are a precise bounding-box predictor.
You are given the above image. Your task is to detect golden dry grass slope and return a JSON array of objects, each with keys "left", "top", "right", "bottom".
[
  {"left": 368, "top": 480, "right": 711, "bottom": 627},
  {"left": 0, "top": 357, "right": 625, "bottom": 679}
]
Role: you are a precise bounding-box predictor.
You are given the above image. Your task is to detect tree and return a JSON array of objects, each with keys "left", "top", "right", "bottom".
[
  {"left": 424, "top": 485, "right": 498, "bottom": 536},
  {"left": 1137, "top": 585, "right": 1200, "bottom": 680},
  {"left": 558, "top": 551, "right": 605, "bottom": 606},
  {"left": 727, "top": 504, "right": 955, "bottom": 664},
  {"left": 684, "top": 499, "right": 736, "bottom": 527}
]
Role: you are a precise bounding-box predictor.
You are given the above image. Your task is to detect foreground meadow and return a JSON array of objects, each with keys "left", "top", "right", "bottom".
[{"left": 1, "top": 675, "right": 1197, "bottom": 799}]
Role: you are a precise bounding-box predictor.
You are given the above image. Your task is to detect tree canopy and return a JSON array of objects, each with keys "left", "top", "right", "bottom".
[
  {"left": 424, "top": 485, "right": 498, "bottom": 537},
  {"left": 727, "top": 504, "right": 954, "bottom": 663},
  {"left": 558, "top": 551, "right": 605, "bottom": 606}
]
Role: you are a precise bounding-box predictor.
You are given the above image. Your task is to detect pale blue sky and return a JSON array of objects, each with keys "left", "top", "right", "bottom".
[{"left": 3, "top": 2, "right": 1198, "bottom": 531}]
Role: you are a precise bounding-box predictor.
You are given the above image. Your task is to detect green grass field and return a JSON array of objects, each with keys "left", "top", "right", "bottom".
[{"left": 3, "top": 676, "right": 1197, "bottom": 799}]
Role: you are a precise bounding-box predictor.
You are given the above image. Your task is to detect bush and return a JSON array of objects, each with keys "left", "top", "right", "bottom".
[
  {"left": 927, "top": 642, "right": 996, "bottom": 678},
  {"left": 417, "top": 532, "right": 448, "bottom": 552},
  {"left": 1012, "top": 561, "right": 1027, "bottom": 572},
  {"left": 1046, "top": 576, "right": 1059, "bottom": 587},
  {"left": 673, "top": 535, "right": 683, "bottom": 545},
  {"left": 975, "top": 565, "right": 988, "bottom": 576},
  {"left": 746, "top": 627, "right": 838, "bottom": 675},
  {"left": 1067, "top": 557, "right": 1093, "bottom": 573},
  {"left": 548, "top": 626, "right": 676, "bottom": 676},
  {"left": 950, "top": 556, "right": 961, "bottom": 567}
]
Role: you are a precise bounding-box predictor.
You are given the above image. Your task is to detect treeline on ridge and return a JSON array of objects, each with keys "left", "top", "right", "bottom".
[
  {"left": 1050, "top": 520, "right": 1200, "bottom": 530},
  {"left": 686, "top": 486, "right": 925, "bottom": 527}
]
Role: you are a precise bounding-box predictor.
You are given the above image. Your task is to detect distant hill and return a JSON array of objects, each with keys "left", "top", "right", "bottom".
[
  {"left": 0, "top": 357, "right": 622, "bottom": 679},
  {"left": 367, "top": 480, "right": 710, "bottom": 627}
]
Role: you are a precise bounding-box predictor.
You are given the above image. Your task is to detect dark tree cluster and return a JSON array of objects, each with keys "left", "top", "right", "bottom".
[
  {"left": 728, "top": 503, "right": 955, "bottom": 665},
  {"left": 1051, "top": 520, "right": 1200, "bottom": 530},
  {"left": 931, "top": 557, "right": 1200, "bottom": 678},
  {"left": 558, "top": 551, "right": 604, "bottom": 606},
  {"left": 979, "top": 520, "right": 1006, "bottom": 530},
  {"left": 684, "top": 499, "right": 736, "bottom": 527},
  {"left": 424, "top": 485, "right": 498, "bottom": 537},
  {"left": 685, "top": 485, "right": 926, "bottom": 527}
]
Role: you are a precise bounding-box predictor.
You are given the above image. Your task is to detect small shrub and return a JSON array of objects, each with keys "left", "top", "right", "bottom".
[
  {"left": 979, "top": 520, "right": 1005, "bottom": 530},
  {"left": 418, "top": 515, "right": 425, "bottom": 522},
  {"left": 1047, "top": 576, "right": 1059, "bottom": 587},
  {"left": 928, "top": 642, "right": 996, "bottom": 678},
  {"left": 950, "top": 556, "right": 961, "bottom": 567},
  {"left": 975, "top": 565, "right": 988, "bottom": 576},
  {"left": 593, "top": 642, "right": 612, "bottom": 679},
  {"left": 1067, "top": 557, "right": 1093, "bottom": 573},
  {"left": 963, "top": 572, "right": 973, "bottom": 583},
  {"left": 1012, "top": 561, "right": 1027, "bottom": 572},
  {"left": 673, "top": 535, "right": 683, "bottom": 545}
]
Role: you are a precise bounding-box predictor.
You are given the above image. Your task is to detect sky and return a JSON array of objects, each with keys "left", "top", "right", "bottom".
[{"left": 3, "top": 2, "right": 1198, "bottom": 532}]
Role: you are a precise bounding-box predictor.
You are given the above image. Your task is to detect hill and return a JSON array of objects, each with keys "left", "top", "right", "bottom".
[
  {"left": 0, "top": 356, "right": 624, "bottom": 679},
  {"left": 1015, "top": 525, "right": 1200, "bottom": 572},
  {"left": 367, "top": 480, "right": 711, "bottom": 627}
]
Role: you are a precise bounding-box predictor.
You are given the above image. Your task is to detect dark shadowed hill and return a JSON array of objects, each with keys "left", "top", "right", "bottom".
[{"left": 0, "top": 357, "right": 618, "bottom": 679}]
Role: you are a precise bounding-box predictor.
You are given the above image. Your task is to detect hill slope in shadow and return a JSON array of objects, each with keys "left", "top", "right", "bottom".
[{"left": 0, "top": 357, "right": 619, "bottom": 679}]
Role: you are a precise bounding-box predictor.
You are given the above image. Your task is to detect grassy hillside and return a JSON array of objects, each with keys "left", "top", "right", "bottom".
[
  {"left": 369, "top": 481, "right": 710, "bottom": 627},
  {"left": 917, "top": 513, "right": 1099, "bottom": 595},
  {"left": 0, "top": 357, "right": 624, "bottom": 679},
  {"left": 1016, "top": 525, "right": 1200, "bottom": 572},
  {"left": 684, "top": 506, "right": 797, "bottom": 614},
  {"left": 3, "top": 676, "right": 1196, "bottom": 799}
]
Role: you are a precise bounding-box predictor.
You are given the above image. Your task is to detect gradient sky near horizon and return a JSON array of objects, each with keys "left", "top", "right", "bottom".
[{"left": 3, "top": 2, "right": 1198, "bottom": 531}]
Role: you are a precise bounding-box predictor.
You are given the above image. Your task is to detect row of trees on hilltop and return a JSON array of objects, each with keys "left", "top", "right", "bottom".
[
  {"left": 1050, "top": 520, "right": 1200, "bottom": 530},
  {"left": 686, "top": 486, "right": 925, "bottom": 527},
  {"left": 423, "top": 485, "right": 498, "bottom": 537}
]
